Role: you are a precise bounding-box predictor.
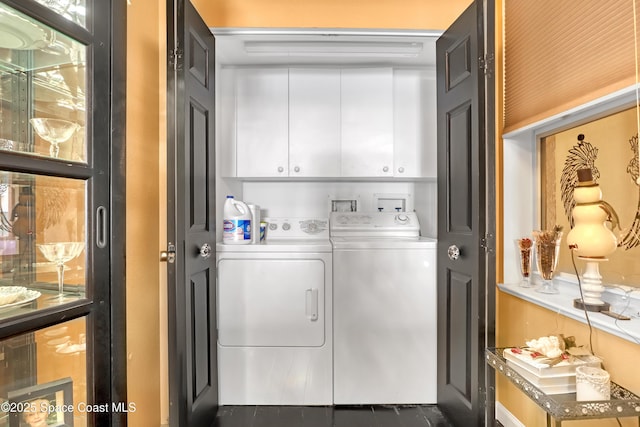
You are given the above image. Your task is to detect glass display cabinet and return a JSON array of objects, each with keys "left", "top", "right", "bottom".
[
  {"left": 0, "top": 0, "right": 88, "bottom": 316},
  {"left": 0, "top": 1, "right": 124, "bottom": 426}
]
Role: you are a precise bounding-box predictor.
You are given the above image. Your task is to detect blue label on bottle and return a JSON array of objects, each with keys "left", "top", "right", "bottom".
[{"left": 223, "top": 219, "right": 251, "bottom": 241}]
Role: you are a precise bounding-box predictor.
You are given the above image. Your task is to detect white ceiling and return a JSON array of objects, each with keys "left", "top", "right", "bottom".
[{"left": 212, "top": 28, "right": 441, "bottom": 68}]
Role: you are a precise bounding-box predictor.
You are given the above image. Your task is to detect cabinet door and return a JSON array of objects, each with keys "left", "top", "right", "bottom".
[
  {"left": 236, "top": 68, "right": 289, "bottom": 177},
  {"left": 394, "top": 69, "right": 437, "bottom": 178},
  {"left": 289, "top": 68, "right": 341, "bottom": 177},
  {"left": 341, "top": 68, "right": 394, "bottom": 177}
]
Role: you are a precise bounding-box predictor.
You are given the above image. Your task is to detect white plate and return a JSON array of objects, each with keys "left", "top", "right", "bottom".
[
  {"left": 56, "top": 343, "right": 85, "bottom": 354},
  {"left": 0, "top": 289, "right": 41, "bottom": 313},
  {"left": 43, "top": 326, "right": 69, "bottom": 337},
  {"left": 47, "top": 335, "right": 70, "bottom": 347},
  {"left": 0, "top": 286, "right": 26, "bottom": 305},
  {"left": 0, "top": 6, "right": 48, "bottom": 50}
]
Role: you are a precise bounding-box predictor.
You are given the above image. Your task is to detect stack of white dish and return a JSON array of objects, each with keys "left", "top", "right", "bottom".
[
  {"left": 0, "top": 286, "right": 27, "bottom": 305},
  {"left": 503, "top": 348, "right": 602, "bottom": 395}
]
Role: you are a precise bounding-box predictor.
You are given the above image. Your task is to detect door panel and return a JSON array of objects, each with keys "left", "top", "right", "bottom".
[
  {"left": 448, "top": 103, "right": 473, "bottom": 232},
  {"left": 447, "top": 271, "right": 472, "bottom": 400},
  {"left": 167, "top": 1, "right": 217, "bottom": 426},
  {"left": 191, "top": 270, "right": 212, "bottom": 399},
  {"left": 436, "top": 1, "right": 495, "bottom": 425}
]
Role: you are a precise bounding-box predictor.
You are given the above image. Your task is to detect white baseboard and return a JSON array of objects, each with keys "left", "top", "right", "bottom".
[{"left": 496, "top": 401, "right": 525, "bottom": 427}]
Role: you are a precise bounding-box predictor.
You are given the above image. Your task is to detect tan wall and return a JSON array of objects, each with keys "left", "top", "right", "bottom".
[
  {"left": 191, "top": 0, "right": 471, "bottom": 30},
  {"left": 497, "top": 1, "right": 640, "bottom": 425},
  {"left": 126, "top": 0, "right": 163, "bottom": 426}
]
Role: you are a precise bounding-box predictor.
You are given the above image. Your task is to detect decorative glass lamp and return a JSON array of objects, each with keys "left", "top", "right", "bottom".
[{"left": 566, "top": 168, "right": 620, "bottom": 312}]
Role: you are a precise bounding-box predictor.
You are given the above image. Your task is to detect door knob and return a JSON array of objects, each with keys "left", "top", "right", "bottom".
[
  {"left": 447, "top": 245, "right": 460, "bottom": 261},
  {"left": 199, "top": 243, "right": 212, "bottom": 259}
]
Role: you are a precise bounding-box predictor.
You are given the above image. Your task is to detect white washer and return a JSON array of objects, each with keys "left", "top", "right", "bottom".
[
  {"left": 330, "top": 211, "right": 437, "bottom": 404},
  {"left": 216, "top": 218, "right": 332, "bottom": 405}
]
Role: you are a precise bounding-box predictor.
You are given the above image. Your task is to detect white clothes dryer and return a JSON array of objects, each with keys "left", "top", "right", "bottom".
[
  {"left": 216, "top": 217, "right": 332, "bottom": 405},
  {"left": 330, "top": 211, "right": 437, "bottom": 404}
]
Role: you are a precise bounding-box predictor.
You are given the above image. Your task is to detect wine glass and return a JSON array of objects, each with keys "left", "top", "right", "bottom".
[
  {"left": 30, "top": 118, "right": 80, "bottom": 158},
  {"left": 37, "top": 242, "right": 84, "bottom": 302}
]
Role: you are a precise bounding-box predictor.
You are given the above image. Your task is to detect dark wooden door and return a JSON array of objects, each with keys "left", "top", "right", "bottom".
[
  {"left": 436, "top": 1, "right": 495, "bottom": 425},
  {"left": 167, "top": 1, "right": 218, "bottom": 425}
]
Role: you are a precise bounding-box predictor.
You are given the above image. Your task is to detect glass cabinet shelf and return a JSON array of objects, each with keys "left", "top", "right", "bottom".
[
  {"left": 0, "top": 50, "right": 85, "bottom": 73},
  {"left": 0, "top": 0, "right": 87, "bottom": 163},
  {"left": 486, "top": 347, "right": 640, "bottom": 425}
]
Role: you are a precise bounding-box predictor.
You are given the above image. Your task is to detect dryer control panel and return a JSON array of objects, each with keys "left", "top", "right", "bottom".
[{"left": 263, "top": 217, "right": 329, "bottom": 239}]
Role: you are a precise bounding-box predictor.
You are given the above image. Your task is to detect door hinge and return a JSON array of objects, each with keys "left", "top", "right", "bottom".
[
  {"left": 169, "top": 48, "right": 183, "bottom": 71},
  {"left": 479, "top": 53, "right": 494, "bottom": 77},
  {"left": 480, "top": 233, "right": 494, "bottom": 253},
  {"left": 161, "top": 242, "right": 176, "bottom": 263}
]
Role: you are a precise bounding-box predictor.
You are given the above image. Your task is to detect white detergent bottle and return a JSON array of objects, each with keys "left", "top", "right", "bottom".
[
  {"left": 223, "top": 195, "right": 252, "bottom": 244},
  {"left": 247, "top": 203, "right": 261, "bottom": 244}
]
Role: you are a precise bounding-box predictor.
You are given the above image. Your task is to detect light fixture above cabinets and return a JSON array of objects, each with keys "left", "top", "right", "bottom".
[{"left": 243, "top": 41, "right": 424, "bottom": 58}]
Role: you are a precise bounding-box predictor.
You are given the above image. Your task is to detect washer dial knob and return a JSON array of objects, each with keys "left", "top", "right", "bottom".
[{"left": 395, "top": 214, "right": 409, "bottom": 224}]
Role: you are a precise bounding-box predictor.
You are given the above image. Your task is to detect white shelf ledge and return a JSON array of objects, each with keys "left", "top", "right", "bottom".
[{"left": 498, "top": 275, "right": 640, "bottom": 345}]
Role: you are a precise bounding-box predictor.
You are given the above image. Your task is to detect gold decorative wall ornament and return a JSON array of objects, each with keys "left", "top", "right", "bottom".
[{"left": 621, "top": 134, "right": 640, "bottom": 249}]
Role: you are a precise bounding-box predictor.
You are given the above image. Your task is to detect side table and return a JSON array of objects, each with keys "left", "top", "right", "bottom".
[{"left": 486, "top": 347, "right": 640, "bottom": 427}]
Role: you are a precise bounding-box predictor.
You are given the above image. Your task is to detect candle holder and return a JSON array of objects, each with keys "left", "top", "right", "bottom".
[{"left": 576, "top": 366, "right": 610, "bottom": 401}]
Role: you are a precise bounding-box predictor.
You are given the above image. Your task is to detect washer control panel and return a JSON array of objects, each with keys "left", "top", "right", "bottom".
[{"left": 329, "top": 211, "right": 420, "bottom": 237}]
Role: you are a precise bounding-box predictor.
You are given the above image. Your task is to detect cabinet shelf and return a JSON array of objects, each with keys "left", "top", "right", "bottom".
[{"left": 486, "top": 347, "right": 640, "bottom": 425}]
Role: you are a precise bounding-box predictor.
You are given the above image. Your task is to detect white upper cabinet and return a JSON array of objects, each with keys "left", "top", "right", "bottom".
[
  {"left": 230, "top": 66, "right": 434, "bottom": 179},
  {"left": 236, "top": 68, "right": 289, "bottom": 177},
  {"left": 340, "top": 68, "right": 394, "bottom": 177},
  {"left": 393, "top": 69, "right": 437, "bottom": 178},
  {"left": 289, "top": 68, "right": 341, "bottom": 177}
]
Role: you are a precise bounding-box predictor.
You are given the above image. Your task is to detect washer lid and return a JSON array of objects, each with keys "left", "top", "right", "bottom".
[{"left": 331, "top": 236, "right": 437, "bottom": 249}]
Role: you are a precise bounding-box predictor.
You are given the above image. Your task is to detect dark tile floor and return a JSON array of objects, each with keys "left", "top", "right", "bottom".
[{"left": 214, "top": 405, "right": 455, "bottom": 427}]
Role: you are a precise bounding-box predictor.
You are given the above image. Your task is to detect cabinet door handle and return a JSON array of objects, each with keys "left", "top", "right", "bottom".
[
  {"left": 277, "top": 166, "right": 284, "bottom": 173},
  {"left": 294, "top": 166, "right": 300, "bottom": 173},
  {"left": 398, "top": 167, "right": 405, "bottom": 173},
  {"left": 383, "top": 166, "right": 389, "bottom": 173},
  {"left": 305, "top": 288, "right": 318, "bottom": 321}
]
